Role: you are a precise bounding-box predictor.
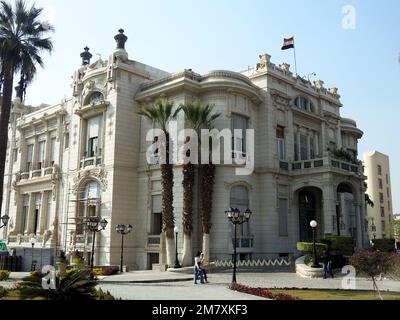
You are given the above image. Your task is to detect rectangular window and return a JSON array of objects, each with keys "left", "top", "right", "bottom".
[
  {"left": 310, "top": 136, "right": 315, "bottom": 159},
  {"left": 379, "top": 193, "right": 384, "bottom": 203},
  {"left": 21, "top": 194, "right": 30, "bottom": 233},
  {"left": 13, "top": 148, "right": 18, "bottom": 163},
  {"left": 294, "top": 133, "right": 298, "bottom": 161},
  {"left": 380, "top": 207, "right": 385, "bottom": 217},
  {"left": 64, "top": 133, "right": 69, "bottom": 149},
  {"left": 387, "top": 188, "right": 390, "bottom": 198},
  {"left": 379, "top": 179, "right": 383, "bottom": 189},
  {"left": 26, "top": 144, "right": 34, "bottom": 171},
  {"left": 151, "top": 195, "right": 162, "bottom": 235},
  {"left": 386, "top": 174, "right": 389, "bottom": 184},
  {"left": 34, "top": 193, "right": 42, "bottom": 233},
  {"left": 231, "top": 114, "right": 248, "bottom": 158},
  {"left": 300, "top": 135, "right": 308, "bottom": 160},
  {"left": 50, "top": 138, "right": 56, "bottom": 166},
  {"left": 276, "top": 126, "right": 285, "bottom": 160},
  {"left": 377, "top": 165, "right": 382, "bottom": 175},
  {"left": 381, "top": 221, "right": 386, "bottom": 233},
  {"left": 37, "top": 141, "right": 46, "bottom": 169},
  {"left": 86, "top": 115, "right": 102, "bottom": 157},
  {"left": 278, "top": 198, "right": 288, "bottom": 237},
  {"left": 388, "top": 201, "right": 391, "bottom": 211}
]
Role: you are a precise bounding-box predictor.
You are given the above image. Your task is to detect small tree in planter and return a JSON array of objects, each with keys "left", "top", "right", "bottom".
[{"left": 349, "top": 251, "right": 396, "bottom": 300}]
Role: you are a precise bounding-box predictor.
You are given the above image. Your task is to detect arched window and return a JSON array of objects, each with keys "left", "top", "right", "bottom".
[
  {"left": 230, "top": 185, "right": 250, "bottom": 237},
  {"left": 89, "top": 91, "right": 104, "bottom": 104},
  {"left": 77, "top": 180, "right": 102, "bottom": 234},
  {"left": 294, "top": 97, "right": 314, "bottom": 113}
]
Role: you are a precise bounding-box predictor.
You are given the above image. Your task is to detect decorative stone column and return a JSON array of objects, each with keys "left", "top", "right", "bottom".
[{"left": 322, "top": 184, "right": 335, "bottom": 235}]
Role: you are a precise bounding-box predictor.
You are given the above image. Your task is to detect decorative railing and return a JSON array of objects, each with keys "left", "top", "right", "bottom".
[
  {"left": 148, "top": 235, "right": 161, "bottom": 246},
  {"left": 285, "top": 156, "right": 362, "bottom": 174},
  {"left": 214, "top": 258, "right": 292, "bottom": 268},
  {"left": 80, "top": 155, "right": 102, "bottom": 169},
  {"left": 18, "top": 166, "right": 56, "bottom": 182}
]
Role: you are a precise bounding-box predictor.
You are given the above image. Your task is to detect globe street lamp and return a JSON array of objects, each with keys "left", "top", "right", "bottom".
[
  {"left": 82, "top": 216, "right": 108, "bottom": 272},
  {"left": 115, "top": 224, "right": 133, "bottom": 273},
  {"left": 225, "top": 208, "right": 252, "bottom": 283},
  {"left": 30, "top": 236, "right": 37, "bottom": 271},
  {"left": 310, "top": 220, "right": 319, "bottom": 268},
  {"left": 174, "top": 226, "right": 181, "bottom": 269}
]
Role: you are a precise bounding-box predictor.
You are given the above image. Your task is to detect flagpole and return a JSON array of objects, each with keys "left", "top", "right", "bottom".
[{"left": 293, "top": 38, "right": 298, "bottom": 76}]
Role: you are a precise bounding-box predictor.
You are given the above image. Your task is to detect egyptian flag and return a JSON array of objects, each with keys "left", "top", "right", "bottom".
[{"left": 281, "top": 37, "right": 294, "bottom": 50}]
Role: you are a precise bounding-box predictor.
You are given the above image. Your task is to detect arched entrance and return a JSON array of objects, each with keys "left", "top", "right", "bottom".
[
  {"left": 336, "top": 182, "right": 356, "bottom": 239},
  {"left": 297, "top": 187, "right": 323, "bottom": 242}
]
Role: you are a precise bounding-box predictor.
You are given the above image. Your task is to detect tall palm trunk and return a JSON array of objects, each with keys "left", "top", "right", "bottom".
[
  {"left": 0, "top": 64, "right": 14, "bottom": 215},
  {"left": 161, "top": 132, "right": 175, "bottom": 267},
  {"left": 200, "top": 163, "right": 216, "bottom": 262},
  {"left": 181, "top": 162, "right": 195, "bottom": 266}
]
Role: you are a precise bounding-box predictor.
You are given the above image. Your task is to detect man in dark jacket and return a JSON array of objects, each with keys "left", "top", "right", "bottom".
[{"left": 322, "top": 250, "right": 334, "bottom": 279}]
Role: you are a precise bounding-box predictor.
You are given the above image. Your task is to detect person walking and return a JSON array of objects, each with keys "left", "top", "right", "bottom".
[
  {"left": 194, "top": 251, "right": 204, "bottom": 284},
  {"left": 322, "top": 249, "right": 334, "bottom": 279},
  {"left": 199, "top": 253, "right": 209, "bottom": 283}
]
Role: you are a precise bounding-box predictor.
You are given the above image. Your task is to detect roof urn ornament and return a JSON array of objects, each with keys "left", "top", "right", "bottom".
[
  {"left": 114, "top": 29, "right": 128, "bottom": 50},
  {"left": 80, "top": 47, "right": 93, "bottom": 66}
]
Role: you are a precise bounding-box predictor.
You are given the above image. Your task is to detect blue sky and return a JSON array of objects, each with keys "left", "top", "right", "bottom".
[{"left": 24, "top": 0, "right": 399, "bottom": 213}]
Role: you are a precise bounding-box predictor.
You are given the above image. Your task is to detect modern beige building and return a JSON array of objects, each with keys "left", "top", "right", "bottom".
[
  {"left": 363, "top": 151, "right": 394, "bottom": 239},
  {"left": 1, "top": 30, "right": 368, "bottom": 270}
]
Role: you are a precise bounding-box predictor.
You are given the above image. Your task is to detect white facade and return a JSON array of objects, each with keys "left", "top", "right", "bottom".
[
  {"left": 2, "top": 32, "right": 368, "bottom": 270},
  {"left": 363, "top": 151, "right": 394, "bottom": 239}
]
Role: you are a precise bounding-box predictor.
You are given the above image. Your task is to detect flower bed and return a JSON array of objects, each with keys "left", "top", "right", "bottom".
[{"left": 229, "top": 283, "right": 301, "bottom": 300}]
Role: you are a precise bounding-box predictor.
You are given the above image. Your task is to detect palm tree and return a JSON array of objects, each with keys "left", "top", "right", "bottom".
[
  {"left": 0, "top": 0, "right": 54, "bottom": 216},
  {"left": 177, "top": 101, "right": 220, "bottom": 265},
  {"left": 18, "top": 269, "right": 100, "bottom": 300},
  {"left": 138, "top": 100, "right": 179, "bottom": 267}
]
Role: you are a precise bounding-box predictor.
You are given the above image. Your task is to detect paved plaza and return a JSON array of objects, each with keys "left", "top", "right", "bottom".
[
  {"left": 2, "top": 270, "right": 399, "bottom": 300},
  {"left": 97, "top": 270, "right": 400, "bottom": 300}
]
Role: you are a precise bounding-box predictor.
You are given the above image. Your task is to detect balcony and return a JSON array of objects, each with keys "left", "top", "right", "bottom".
[
  {"left": 147, "top": 235, "right": 161, "bottom": 246},
  {"left": 18, "top": 166, "right": 56, "bottom": 184},
  {"left": 80, "top": 153, "right": 102, "bottom": 169},
  {"left": 75, "top": 234, "right": 93, "bottom": 247},
  {"left": 279, "top": 156, "right": 363, "bottom": 176}
]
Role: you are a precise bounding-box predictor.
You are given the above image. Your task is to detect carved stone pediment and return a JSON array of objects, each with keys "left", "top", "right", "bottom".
[
  {"left": 270, "top": 89, "right": 291, "bottom": 107},
  {"left": 72, "top": 167, "right": 108, "bottom": 195}
]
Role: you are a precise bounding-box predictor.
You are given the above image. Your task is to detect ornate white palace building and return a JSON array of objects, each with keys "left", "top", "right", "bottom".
[{"left": 1, "top": 30, "right": 368, "bottom": 270}]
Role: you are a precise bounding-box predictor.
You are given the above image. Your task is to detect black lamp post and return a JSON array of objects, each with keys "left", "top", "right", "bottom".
[
  {"left": 30, "top": 236, "right": 36, "bottom": 271},
  {"left": 82, "top": 216, "right": 108, "bottom": 273},
  {"left": 174, "top": 226, "right": 181, "bottom": 269},
  {"left": 310, "top": 220, "right": 319, "bottom": 268},
  {"left": 225, "top": 208, "right": 252, "bottom": 283},
  {"left": 115, "top": 224, "right": 133, "bottom": 273}
]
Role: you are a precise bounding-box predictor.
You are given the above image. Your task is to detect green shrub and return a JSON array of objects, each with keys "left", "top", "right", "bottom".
[
  {"left": 303, "top": 255, "right": 312, "bottom": 266},
  {"left": 0, "top": 286, "right": 7, "bottom": 298},
  {"left": 297, "top": 242, "right": 327, "bottom": 253},
  {"left": 372, "top": 239, "right": 396, "bottom": 252},
  {"left": 0, "top": 270, "right": 10, "bottom": 281},
  {"left": 95, "top": 288, "right": 117, "bottom": 300},
  {"left": 72, "top": 257, "right": 85, "bottom": 265},
  {"left": 92, "top": 268, "right": 103, "bottom": 276},
  {"left": 321, "top": 236, "right": 354, "bottom": 256}
]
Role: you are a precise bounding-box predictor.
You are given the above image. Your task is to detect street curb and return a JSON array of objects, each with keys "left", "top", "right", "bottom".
[{"left": 98, "top": 277, "right": 193, "bottom": 284}]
